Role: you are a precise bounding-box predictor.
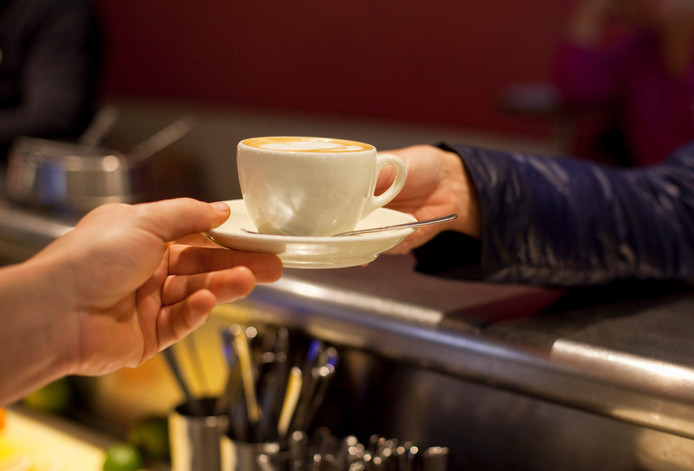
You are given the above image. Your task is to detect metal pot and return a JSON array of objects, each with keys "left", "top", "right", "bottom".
[
  {"left": 6, "top": 137, "right": 145, "bottom": 212},
  {"left": 5, "top": 117, "right": 194, "bottom": 212}
]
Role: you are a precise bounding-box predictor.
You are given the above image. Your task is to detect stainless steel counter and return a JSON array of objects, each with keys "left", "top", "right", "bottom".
[
  {"left": 248, "top": 262, "right": 694, "bottom": 431},
  {"left": 3, "top": 200, "right": 694, "bottom": 470}
]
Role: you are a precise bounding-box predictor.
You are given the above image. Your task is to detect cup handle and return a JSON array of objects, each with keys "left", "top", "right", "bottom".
[{"left": 363, "top": 153, "right": 407, "bottom": 217}]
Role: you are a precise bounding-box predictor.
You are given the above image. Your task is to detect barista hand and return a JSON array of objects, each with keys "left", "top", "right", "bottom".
[
  {"left": 0, "top": 198, "right": 282, "bottom": 405},
  {"left": 376, "top": 145, "right": 481, "bottom": 253}
]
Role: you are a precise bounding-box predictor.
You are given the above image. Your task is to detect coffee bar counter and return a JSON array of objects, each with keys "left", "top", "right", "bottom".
[{"left": 3, "top": 198, "right": 694, "bottom": 470}]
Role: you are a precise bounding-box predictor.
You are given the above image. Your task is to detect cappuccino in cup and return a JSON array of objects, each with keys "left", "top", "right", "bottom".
[{"left": 237, "top": 136, "right": 407, "bottom": 236}]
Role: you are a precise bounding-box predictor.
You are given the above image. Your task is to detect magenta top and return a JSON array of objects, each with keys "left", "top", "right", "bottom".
[{"left": 554, "top": 32, "right": 694, "bottom": 166}]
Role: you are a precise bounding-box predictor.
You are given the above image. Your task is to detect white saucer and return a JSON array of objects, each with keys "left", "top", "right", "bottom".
[{"left": 205, "top": 199, "right": 416, "bottom": 269}]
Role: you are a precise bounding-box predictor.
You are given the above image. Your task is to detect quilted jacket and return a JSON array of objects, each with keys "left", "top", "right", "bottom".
[{"left": 413, "top": 142, "right": 694, "bottom": 286}]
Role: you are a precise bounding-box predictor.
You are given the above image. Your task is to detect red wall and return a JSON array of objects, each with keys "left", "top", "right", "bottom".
[{"left": 93, "top": 1, "right": 577, "bottom": 137}]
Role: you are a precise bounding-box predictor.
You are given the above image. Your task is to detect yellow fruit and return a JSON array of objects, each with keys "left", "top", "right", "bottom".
[{"left": 102, "top": 443, "right": 144, "bottom": 471}]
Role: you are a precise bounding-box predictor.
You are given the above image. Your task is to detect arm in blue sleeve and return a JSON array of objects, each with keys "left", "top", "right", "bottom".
[{"left": 415, "top": 142, "right": 694, "bottom": 286}]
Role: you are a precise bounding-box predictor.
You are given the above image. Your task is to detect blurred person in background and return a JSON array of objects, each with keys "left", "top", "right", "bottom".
[
  {"left": 0, "top": 0, "right": 102, "bottom": 159},
  {"left": 553, "top": 0, "right": 694, "bottom": 167}
]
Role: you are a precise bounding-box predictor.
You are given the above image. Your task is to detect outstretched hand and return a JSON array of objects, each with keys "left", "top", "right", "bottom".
[
  {"left": 0, "top": 198, "right": 282, "bottom": 404},
  {"left": 376, "top": 145, "right": 481, "bottom": 253}
]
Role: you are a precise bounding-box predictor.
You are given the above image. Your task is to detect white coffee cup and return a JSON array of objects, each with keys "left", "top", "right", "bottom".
[{"left": 237, "top": 136, "right": 407, "bottom": 236}]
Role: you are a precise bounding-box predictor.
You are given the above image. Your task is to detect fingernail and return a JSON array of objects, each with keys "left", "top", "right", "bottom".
[{"left": 211, "top": 201, "right": 229, "bottom": 212}]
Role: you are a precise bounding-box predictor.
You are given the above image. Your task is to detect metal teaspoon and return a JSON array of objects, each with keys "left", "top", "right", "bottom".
[{"left": 242, "top": 213, "right": 457, "bottom": 237}]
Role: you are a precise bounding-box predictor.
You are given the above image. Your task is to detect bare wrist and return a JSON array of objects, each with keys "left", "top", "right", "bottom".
[
  {"left": 0, "top": 260, "right": 74, "bottom": 404},
  {"left": 442, "top": 150, "right": 482, "bottom": 239}
]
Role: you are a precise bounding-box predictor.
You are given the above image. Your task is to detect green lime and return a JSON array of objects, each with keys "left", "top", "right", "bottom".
[
  {"left": 127, "top": 416, "right": 170, "bottom": 460},
  {"left": 21, "top": 378, "right": 72, "bottom": 414},
  {"left": 103, "top": 443, "right": 144, "bottom": 471}
]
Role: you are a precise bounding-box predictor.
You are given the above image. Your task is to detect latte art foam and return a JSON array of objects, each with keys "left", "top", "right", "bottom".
[{"left": 242, "top": 137, "right": 372, "bottom": 153}]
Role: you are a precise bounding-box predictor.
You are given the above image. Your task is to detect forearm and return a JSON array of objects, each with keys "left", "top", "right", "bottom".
[
  {"left": 0, "top": 259, "right": 73, "bottom": 405},
  {"left": 438, "top": 143, "right": 694, "bottom": 285}
]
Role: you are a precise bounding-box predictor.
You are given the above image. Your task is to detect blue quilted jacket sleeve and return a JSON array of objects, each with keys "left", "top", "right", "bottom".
[{"left": 413, "top": 142, "right": 694, "bottom": 286}]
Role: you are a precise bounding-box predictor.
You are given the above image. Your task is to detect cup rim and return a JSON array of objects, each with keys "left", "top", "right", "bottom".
[{"left": 238, "top": 136, "right": 375, "bottom": 153}]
